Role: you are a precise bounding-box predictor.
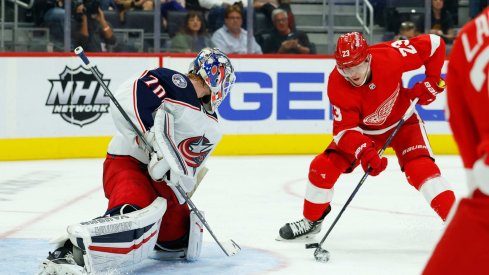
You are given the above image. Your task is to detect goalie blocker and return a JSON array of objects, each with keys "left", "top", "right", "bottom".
[{"left": 39, "top": 197, "right": 204, "bottom": 274}]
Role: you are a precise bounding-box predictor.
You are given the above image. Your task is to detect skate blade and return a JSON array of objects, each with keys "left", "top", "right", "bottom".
[{"left": 275, "top": 234, "right": 318, "bottom": 242}]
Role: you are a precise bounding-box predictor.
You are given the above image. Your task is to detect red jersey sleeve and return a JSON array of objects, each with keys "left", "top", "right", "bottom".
[{"left": 385, "top": 34, "right": 446, "bottom": 78}]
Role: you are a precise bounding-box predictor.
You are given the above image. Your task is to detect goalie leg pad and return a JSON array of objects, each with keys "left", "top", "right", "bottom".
[
  {"left": 67, "top": 197, "right": 167, "bottom": 274},
  {"left": 186, "top": 210, "right": 204, "bottom": 261}
]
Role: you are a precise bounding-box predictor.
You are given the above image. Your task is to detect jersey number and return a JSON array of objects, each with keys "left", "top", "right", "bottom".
[
  {"left": 143, "top": 74, "right": 166, "bottom": 98},
  {"left": 342, "top": 50, "right": 350, "bottom": 57},
  {"left": 470, "top": 45, "right": 489, "bottom": 92},
  {"left": 332, "top": 105, "right": 342, "bottom": 122},
  {"left": 390, "top": 40, "right": 417, "bottom": 57}
]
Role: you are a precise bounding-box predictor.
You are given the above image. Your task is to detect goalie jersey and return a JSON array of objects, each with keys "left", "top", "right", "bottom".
[{"left": 107, "top": 68, "right": 221, "bottom": 177}]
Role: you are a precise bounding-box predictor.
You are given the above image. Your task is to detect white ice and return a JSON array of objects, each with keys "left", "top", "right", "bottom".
[{"left": 0, "top": 155, "right": 468, "bottom": 274}]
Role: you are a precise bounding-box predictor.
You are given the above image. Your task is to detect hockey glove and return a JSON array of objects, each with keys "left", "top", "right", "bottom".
[
  {"left": 148, "top": 151, "right": 170, "bottom": 181},
  {"left": 359, "top": 146, "right": 388, "bottom": 176},
  {"left": 408, "top": 77, "right": 445, "bottom": 105}
]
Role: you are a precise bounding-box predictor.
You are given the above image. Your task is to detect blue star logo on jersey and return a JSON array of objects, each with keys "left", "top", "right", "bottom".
[
  {"left": 172, "top": 74, "right": 187, "bottom": 89},
  {"left": 178, "top": 136, "right": 213, "bottom": 168}
]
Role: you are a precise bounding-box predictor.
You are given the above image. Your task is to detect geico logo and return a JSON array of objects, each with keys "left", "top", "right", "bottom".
[{"left": 219, "top": 72, "right": 326, "bottom": 121}]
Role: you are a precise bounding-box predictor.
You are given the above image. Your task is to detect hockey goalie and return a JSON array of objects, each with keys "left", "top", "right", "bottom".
[{"left": 38, "top": 48, "right": 236, "bottom": 274}]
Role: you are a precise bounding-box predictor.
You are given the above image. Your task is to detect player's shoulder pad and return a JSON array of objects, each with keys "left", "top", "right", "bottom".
[{"left": 149, "top": 68, "right": 201, "bottom": 109}]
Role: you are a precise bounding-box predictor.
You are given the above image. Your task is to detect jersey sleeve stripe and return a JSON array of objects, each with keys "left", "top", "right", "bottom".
[
  {"left": 165, "top": 98, "right": 200, "bottom": 111},
  {"left": 333, "top": 127, "right": 363, "bottom": 144},
  {"left": 138, "top": 69, "right": 149, "bottom": 79},
  {"left": 429, "top": 34, "right": 441, "bottom": 57},
  {"left": 132, "top": 79, "right": 147, "bottom": 133}
]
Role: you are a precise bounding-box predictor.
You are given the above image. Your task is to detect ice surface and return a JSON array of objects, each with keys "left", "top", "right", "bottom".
[{"left": 0, "top": 155, "right": 467, "bottom": 274}]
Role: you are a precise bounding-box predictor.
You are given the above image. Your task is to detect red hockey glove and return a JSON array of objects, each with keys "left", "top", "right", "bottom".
[
  {"left": 358, "top": 146, "right": 388, "bottom": 176},
  {"left": 408, "top": 78, "right": 445, "bottom": 105}
]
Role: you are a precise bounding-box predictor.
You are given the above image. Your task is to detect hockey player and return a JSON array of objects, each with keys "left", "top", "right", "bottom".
[
  {"left": 38, "top": 48, "right": 236, "bottom": 274},
  {"left": 423, "top": 7, "right": 489, "bottom": 274},
  {"left": 278, "top": 32, "right": 456, "bottom": 240}
]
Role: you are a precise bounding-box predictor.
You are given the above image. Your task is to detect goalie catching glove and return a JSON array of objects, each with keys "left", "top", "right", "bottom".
[
  {"left": 408, "top": 77, "right": 445, "bottom": 105},
  {"left": 145, "top": 106, "right": 196, "bottom": 204}
]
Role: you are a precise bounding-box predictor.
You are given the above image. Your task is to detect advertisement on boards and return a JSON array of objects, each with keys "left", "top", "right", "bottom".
[
  {"left": 0, "top": 54, "right": 453, "bottom": 159},
  {"left": 0, "top": 56, "right": 159, "bottom": 139}
]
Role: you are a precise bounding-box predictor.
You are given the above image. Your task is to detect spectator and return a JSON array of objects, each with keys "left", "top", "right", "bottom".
[
  {"left": 72, "top": 2, "right": 117, "bottom": 52},
  {"left": 100, "top": 0, "right": 118, "bottom": 10},
  {"left": 469, "top": 0, "right": 488, "bottom": 19},
  {"left": 443, "top": 0, "right": 458, "bottom": 25},
  {"left": 114, "top": 0, "right": 133, "bottom": 22},
  {"left": 133, "top": 0, "right": 155, "bottom": 10},
  {"left": 261, "top": 8, "right": 312, "bottom": 54},
  {"left": 200, "top": 0, "right": 247, "bottom": 33},
  {"left": 170, "top": 11, "right": 214, "bottom": 52},
  {"left": 33, "top": 0, "right": 65, "bottom": 51},
  {"left": 417, "top": 0, "right": 455, "bottom": 44},
  {"left": 211, "top": 4, "right": 262, "bottom": 54},
  {"left": 254, "top": 0, "right": 295, "bottom": 31},
  {"left": 394, "top": 21, "right": 417, "bottom": 40},
  {"left": 161, "top": 0, "right": 186, "bottom": 18}
]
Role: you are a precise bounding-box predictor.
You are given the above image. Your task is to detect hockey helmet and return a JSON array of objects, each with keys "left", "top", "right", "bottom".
[
  {"left": 335, "top": 32, "right": 369, "bottom": 69},
  {"left": 189, "top": 48, "right": 236, "bottom": 113}
]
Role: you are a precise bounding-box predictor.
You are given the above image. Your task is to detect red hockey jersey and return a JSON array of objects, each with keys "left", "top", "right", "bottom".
[
  {"left": 328, "top": 34, "right": 446, "bottom": 148},
  {"left": 446, "top": 10, "right": 489, "bottom": 169}
]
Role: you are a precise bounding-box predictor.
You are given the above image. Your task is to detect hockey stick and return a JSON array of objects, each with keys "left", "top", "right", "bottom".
[
  {"left": 74, "top": 47, "right": 241, "bottom": 257},
  {"left": 305, "top": 98, "right": 419, "bottom": 262}
]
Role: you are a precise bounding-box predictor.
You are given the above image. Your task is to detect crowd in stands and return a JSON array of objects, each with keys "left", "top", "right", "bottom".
[
  {"left": 3, "top": 0, "right": 488, "bottom": 54},
  {"left": 379, "top": 0, "right": 476, "bottom": 54}
]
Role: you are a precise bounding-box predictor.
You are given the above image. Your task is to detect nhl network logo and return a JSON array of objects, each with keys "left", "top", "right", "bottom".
[{"left": 46, "top": 66, "right": 110, "bottom": 127}]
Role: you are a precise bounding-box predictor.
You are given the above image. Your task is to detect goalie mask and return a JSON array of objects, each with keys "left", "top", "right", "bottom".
[
  {"left": 189, "top": 48, "right": 236, "bottom": 113},
  {"left": 335, "top": 32, "right": 371, "bottom": 86}
]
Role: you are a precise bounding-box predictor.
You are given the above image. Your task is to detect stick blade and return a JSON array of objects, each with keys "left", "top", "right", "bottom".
[
  {"left": 222, "top": 240, "right": 241, "bottom": 256},
  {"left": 305, "top": 242, "right": 319, "bottom": 249}
]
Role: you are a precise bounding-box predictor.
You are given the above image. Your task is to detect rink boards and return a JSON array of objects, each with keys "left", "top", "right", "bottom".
[{"left": 0, "top": 53, "right": 456, "bottom": 160}]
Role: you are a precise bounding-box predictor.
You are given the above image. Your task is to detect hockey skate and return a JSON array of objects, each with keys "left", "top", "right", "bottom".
[
  {"left": 38, "top": 242, "right": 86, "bottom": 275},
  {"left": 277, "top": 205, "right": 332, "bottom": 241}
]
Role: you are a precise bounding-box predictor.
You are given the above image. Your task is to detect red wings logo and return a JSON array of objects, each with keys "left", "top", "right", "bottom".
[
  {"left": 363, "top": 84, "right": 399, "bottom": 125},
  {"left": 178, "top": 136, "right": 213, "bottom": 168}
]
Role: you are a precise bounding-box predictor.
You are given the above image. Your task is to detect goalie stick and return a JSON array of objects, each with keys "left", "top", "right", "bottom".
[
  {"left": 74, "top": 47, "right": 240, "bottom": 257},
  {"left": 305, "top": 98, "right": 419, "bottom": 262}
]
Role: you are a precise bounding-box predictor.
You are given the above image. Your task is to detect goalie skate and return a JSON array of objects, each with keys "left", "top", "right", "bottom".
[
  {"left": 38, "top": 245, "right": 86, "bottom": 275},
  {"left": 276, "top": 205, "right": 331, "bottom": 241}
]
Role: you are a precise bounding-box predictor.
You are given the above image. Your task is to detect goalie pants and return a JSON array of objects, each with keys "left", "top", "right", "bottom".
[
  {"left": 102, "top": 154, "right": 190, "bottom": 245},
  {"left": 304, "top": 118, "right": 455, "bottom": 221}
]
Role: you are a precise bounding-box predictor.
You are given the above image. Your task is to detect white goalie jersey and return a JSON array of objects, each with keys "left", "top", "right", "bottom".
[{"left": 107, "top": 67, "right": 222, "bottom": 178}]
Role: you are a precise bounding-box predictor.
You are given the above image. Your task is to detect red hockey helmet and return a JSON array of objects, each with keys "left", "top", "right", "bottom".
[{"left": 335, "top": 32, "right": 369, "bottom": 69}]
